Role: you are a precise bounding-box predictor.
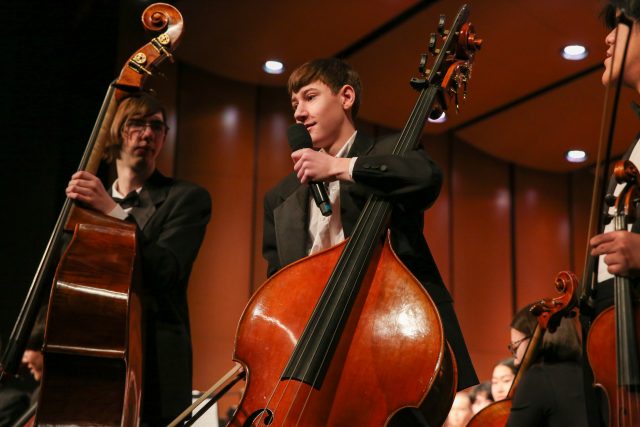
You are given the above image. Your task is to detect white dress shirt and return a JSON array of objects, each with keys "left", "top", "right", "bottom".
[
  {"left": 597, "top": 142, "right": 640, "bottom": 283},
  {"left": 307, "top": 131, "right": 358, "bottom": 255}
]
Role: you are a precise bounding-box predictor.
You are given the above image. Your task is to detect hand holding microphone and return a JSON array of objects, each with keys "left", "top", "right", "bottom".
[{"left": 287, "top": 123, "right": 333, "bottom": 216}]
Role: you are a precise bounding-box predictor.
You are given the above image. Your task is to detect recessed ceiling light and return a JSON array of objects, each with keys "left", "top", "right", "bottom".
[
  {"left": 263, "top": 60, "right": 285, "bottom": 74},
  {"left": 561, "top": 45, "right": 588, "bottom": 61},
  {"left": 565, "top": 149, "right": 587, "bottom": 163},
  {"left": 428, "top": 111, "right": 447, "bottom": 123}
]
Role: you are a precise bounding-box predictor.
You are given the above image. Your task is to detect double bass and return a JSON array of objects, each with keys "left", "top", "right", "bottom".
[
  {"left": 226, "top": 5, "right": 481, "bottom": 427},
  {"left": 0, "top": 4, "right": 183, "bottom": 425}
]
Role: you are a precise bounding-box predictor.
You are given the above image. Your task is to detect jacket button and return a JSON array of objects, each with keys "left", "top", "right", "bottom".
[
  {"left": 380, "top": 164, "right": 388, "bottom": 172},
  {"left": 363, "top": 163, "right": 371, "bottom": 169}
]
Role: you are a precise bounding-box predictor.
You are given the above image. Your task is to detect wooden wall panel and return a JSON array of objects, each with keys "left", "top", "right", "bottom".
[
  {"left": 424, "top": 133, "right": 452, "bottom": 288},
  {"left": 571, "top": 169, "right": 595, "bottom": 281},
  {"left": 514, "top": 168, "right": 571, "bottom": 310},
  {"left": 251, "top": 86, "right": 296, "bottom": 291},
  {"left": 451, "top": 138, "right": 513, "bottom": 382},
  {"left": 176, "top": 64, "right": 257, "bottom": 392}
]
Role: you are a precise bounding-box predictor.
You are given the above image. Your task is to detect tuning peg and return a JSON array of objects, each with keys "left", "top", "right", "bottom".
[
  {"left": 418, "top": 53, "right": 427, "bottom": 74},
  {"left": 605, "top": 194, "right": 617, "bottom": 207},
  {"left": 428, "top": 33, "right": 437, "bottom": 55},
  {"left": 438, "top": 14, "right": 446, "bottom": 36}
]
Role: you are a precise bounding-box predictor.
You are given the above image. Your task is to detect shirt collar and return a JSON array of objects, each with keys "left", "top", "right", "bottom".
[
  {"left": 324, "top": 130, "right": 357, "bottom": 158},
  {"left": 111, "top": 181, "right": 142, "bottom": 198}
]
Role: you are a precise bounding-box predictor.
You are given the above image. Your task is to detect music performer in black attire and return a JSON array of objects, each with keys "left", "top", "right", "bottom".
[
  {"left": 505, "top": 305, "right": 588, "bottom": 426},
  {"left": 262, "top": 58, "right": 478, "bottom": 419},
  {"left": 66, "top": 92, "right": 211, "bottom": 425}
]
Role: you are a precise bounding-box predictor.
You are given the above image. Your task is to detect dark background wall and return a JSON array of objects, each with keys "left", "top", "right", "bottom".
[{"left": 1, "top": 0, "right": 120, "bottom": 351}]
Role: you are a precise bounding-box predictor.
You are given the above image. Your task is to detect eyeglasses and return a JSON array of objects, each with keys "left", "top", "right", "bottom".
[
  {"left": 124, "top": 119, "right": 168, "bottom": 134},
  {"left": 507, "top": 336, "right": 530, "bottom": 356}
]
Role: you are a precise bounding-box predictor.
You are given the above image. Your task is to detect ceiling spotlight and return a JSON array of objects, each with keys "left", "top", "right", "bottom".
[
  {"left": 565, "top": 149, "right": 587, "bottom": 163},
  {"left": 561, "top": 45, "right": 588, "bottom": 61},
  {"left": 263, "top": 60, "right": 285, "bottom": 75},
  {"left": 428, "top": 111, "right": 447, "bottom": 123}
]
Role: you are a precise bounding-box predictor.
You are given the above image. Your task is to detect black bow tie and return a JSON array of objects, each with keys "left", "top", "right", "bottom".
[{"left": 113, "top": 191, "right": 140, "bottom": 209}]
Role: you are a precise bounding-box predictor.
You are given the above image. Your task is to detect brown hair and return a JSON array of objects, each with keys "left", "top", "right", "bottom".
[
  {"left": 603, "top": 1, "right": 640, "bottom": 28},
  {"left": 287, "top": 57, "right": 362, "bottom": 119},
  {"left": 539, "top": 316, "right": 582, "bottom": 363},
  {"left": 512, "top": 302, "right": 582, "bottom": 364},
  {"left": 510, "top": 303, "right": 538, "bottom": 337},
  {"left": 494, "top": 357, "right": 517, "bottom": 375},
  {"left": 104, "top": 92, "right": 166, "bottom": 163}
]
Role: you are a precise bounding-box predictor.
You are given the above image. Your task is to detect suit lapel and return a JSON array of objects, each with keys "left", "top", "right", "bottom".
[
  {"left": 341, "top": 132, "right": 375, "bottom": 237},
  {"left": 131, "top": 170, "right": 169, "bottom": 230},
  {"left": 274, "top": 184, "right": 309, "bottom": 268},
  {"left": 347, "top": 132, "right": 375, "bottom": 158}
]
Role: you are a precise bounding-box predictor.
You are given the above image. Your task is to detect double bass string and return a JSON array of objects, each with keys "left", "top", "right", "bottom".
[
  {"left": 256, "top": 59, "right": 442, "bottom": 427},
  {"left": 252, "top": 18, "right": 458, "bottom": 426},
  {"left": 252, "top": 196, "right": 393, "bottom": 426}
]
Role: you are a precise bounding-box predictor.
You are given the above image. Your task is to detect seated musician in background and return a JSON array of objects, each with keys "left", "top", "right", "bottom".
[
  {"left": 0, "top": 311, "right": 44, "bottom": 426},
  {"left": 262, "top": 57, "right": 478, "bottom": 424},
  {"left": 468, "top": 381, "right": 493, "bottom": 414},
  {"left": 505, "top": 305, "right": 587, "bottom": 427},
  {"left": 66, "top": 92, "right": 211, "bottom": 426},
  {"left": 508, "top": 303, "right": 537, "bottom": 367},
  {"left": 443, "top": 390, "right": 473, "bottom": 427},
  {"left": 490, "top": 357, "right": 516, "bottom": 402}
]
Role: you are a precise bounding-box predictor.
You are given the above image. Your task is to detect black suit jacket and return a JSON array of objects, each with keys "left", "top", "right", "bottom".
[
  {"left": 263, "top": 132, "right": 478, "bottom": 390},
  {"left": 127, "top": 170, "right": 211, "bottom": 423}
]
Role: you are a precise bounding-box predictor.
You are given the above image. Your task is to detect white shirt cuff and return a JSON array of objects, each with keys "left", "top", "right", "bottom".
[
  {"left": 348, "top": 157, "right": 357, "bottom": 181},
  {"left": 108, "top": 204, "right": 129, "bottom": 220}
]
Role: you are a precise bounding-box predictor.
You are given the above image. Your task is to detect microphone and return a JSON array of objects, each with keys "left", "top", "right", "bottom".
[{"left": 287, "top": 123, "right": 332, "bottom": 216}]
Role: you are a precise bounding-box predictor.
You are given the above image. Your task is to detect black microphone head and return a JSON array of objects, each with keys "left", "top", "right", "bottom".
[{"left": 287, "top": 123, "right": 312, "bottom": 152}]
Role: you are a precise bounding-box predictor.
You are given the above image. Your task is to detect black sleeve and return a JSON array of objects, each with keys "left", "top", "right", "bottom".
[
  {"left": 262, "top": 188, "right": 282, "bottom": 278},
  {"left": 351, "top": 138, "right": 442, "bottom": 212},
  {"left": 137, "top": 185, "right": 211, "bottom": 293}
]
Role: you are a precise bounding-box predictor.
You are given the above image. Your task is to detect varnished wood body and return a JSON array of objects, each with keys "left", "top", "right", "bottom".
[
  {"left": 37, "top": 207, "right": 142, "bottom": 426},
  {"left": 230, "top": 237, "right": 450, "bottom": 426},
  {"left": 587, "top": 305, "right": 640, "bottom": 427},
  {"left": 466, "top": 400, "right": 512, "bottom": 427}
]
